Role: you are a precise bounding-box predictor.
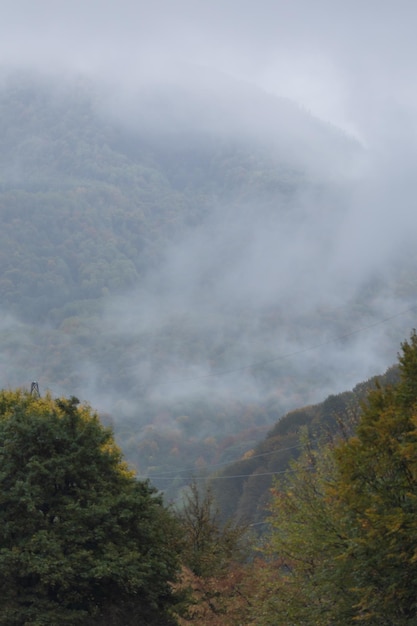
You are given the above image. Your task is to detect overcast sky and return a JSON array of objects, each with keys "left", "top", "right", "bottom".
[{"left": 2, "top": 0, "right": 417, "bottom": 141}]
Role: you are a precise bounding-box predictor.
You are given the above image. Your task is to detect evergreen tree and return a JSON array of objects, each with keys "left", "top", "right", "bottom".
[{"left": 0, "top": 390, "right": 182, "bottom": 625}]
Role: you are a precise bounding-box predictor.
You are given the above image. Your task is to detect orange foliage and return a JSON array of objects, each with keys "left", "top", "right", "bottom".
[{"left": 175, "top": 562, "right": 262, "bottom": 626}]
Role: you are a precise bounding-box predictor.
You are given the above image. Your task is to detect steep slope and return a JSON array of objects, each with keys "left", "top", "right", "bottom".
[
  {"left": 0, "top": 68, "right": 414, "bottom": 503},
  {"left": 210, "top": 366, "right": 400, "bottom": 526},
  {"left": 0, "top": 71, "right": 318, "bottom": 324}
]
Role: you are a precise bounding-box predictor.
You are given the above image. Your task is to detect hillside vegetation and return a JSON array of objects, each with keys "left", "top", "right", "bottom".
[
  {"left": 2, "top": 333, "right": 417, "bottom": 624},
  {"left": 211, "top": 365, "right": 400, "bottom": 525},
  {"left": 0, "top": 69, "right": 415, "bottom": 503}
]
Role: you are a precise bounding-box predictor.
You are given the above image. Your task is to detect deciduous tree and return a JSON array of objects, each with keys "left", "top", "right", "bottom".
[
  {"left": 262, "top": 331, "right": 417, "bottom": 625},
  {"left": 332, "top": 332, "right": 417, "bottom": 623}
]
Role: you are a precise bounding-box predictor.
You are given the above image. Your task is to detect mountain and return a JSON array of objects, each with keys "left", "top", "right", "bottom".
[
  {"left": 210, "top": 365, "right": 400, "bottom": 526},
  {"left": 0, "top": 68, "right": 415, "bottom": 504}
]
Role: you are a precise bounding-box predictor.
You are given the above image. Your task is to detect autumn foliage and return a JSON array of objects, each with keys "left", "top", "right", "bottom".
[{"left": 262, "top": 331, "right": 417, "bottom": 625}]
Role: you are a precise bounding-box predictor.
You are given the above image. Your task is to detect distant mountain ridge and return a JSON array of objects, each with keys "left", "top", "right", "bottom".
[
  {"left": 0, "top": 68, "right": 414, "bottom": 510},
  {"left": 0, "top": 70, "right": 316, "bottom": 322}
]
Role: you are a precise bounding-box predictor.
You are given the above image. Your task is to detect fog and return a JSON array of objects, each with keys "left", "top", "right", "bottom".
[
  {"left": 1, "top": 1, "right": 417, "bottom": 465},
  {"left": 3, "top": 1, "right": 417, "bottom": 136}
]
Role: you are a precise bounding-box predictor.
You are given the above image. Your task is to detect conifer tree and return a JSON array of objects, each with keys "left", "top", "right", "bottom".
[{"left": 0, "top": 390, "right": 182, "bottom": 625}]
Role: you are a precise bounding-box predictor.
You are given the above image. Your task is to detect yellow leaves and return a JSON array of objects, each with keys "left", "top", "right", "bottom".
[
  {"left": 0, "top": 388, "right": 53, "bottom": 421},
  {"left": 258, "top": 333, "right": 417, "bottom": 624},
  {"left": 242, "top": 449, "right": 255, "bottom": 460}
]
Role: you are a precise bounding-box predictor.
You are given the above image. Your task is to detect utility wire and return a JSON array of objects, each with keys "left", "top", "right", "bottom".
[
  {"left": 146, "top": 443, "right": 303, "bottom": 478},
  {"left": 142, "top": 305, "right": 417, "bottom": 482},
  {"left": 147, "top": 465, "right": 314, "bottom": 483},
  {"left": 44, "top": 302, "right": 416, "bottom": 484},
  {"left": 156, "top": 304, "right": 417, "bottom": 386}
]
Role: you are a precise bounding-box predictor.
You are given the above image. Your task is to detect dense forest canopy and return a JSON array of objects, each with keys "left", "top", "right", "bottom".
[{"left": 0, "top": 68, "right": 416, "bottom": 501}]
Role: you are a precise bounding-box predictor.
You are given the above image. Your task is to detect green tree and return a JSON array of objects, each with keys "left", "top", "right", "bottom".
[
  {"left": 178, "top": 480, "right": 247, "bottom": 578},
  {"left": 260, "top": 440, "right": 355, "bottom": 625},
  {"left": 262, "top": 331, "right": 417, "bottom": 625},
  {"left": 0, "top": 390, "right": 182, "bottom": 625},
  {"left": 332, "top": 332, "right": 417, "bottom": 624},
  {"left": 176, "top": 480, "right": 252, "bottom": 625}
]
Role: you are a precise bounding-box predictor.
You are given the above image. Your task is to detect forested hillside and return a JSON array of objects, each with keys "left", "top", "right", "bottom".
[
  {"left": 211, "top": 365, "right": 400, "bottom": 525},
  {"left": 0, "top": 69, "right": 416, "bottom": 503},
  {"left": 2, "top": 335, "right": 417, "bottom": 624}
]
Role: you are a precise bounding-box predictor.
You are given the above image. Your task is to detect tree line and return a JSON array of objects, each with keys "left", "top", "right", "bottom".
[{"left": 2, "top": 332, "right": 417, "bottom": 624}]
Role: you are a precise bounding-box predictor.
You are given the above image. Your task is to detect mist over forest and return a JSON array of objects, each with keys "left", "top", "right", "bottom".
[
  {"left": 0, "top": 67, "right": 415, "bottom": 496},
  {"left": 1, "top": 1, "right": 417, "bottom": 498}
]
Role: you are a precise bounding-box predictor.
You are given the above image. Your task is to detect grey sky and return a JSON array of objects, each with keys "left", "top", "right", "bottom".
[{"left": 2, "top": 0, "right": 417, "bottom": 139}]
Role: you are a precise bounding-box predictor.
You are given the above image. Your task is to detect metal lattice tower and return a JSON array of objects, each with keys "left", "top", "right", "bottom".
[{"left": 30, "top": 381, "right": 40, "bottom": 397}]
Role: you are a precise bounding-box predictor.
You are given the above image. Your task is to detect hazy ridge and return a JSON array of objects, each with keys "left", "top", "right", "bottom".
[{"left": 0, "top": 69, "right": 416, "bottom": 504}]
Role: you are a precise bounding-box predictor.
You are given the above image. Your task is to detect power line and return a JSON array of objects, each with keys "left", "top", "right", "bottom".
[
  {"left": 140, "top": 305, "right": 417, "bottom": 482},
  {"left": 146, "top": 465, "right": 313, "bottom": 483},
  {"left": 145, "top": 443, "right": 303, "bottom": 478},
  {"left": 151, "top": 469, "right": 288, "bottom": 481},
  {"left": 46, "top": 302, "right": 417, "bottom": 487},
  {"left": 155, "top": 304, "right": 417, "bottom": 387},
  {"left": 141, "top": 305, "right": 417, "bottom": 483}
]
